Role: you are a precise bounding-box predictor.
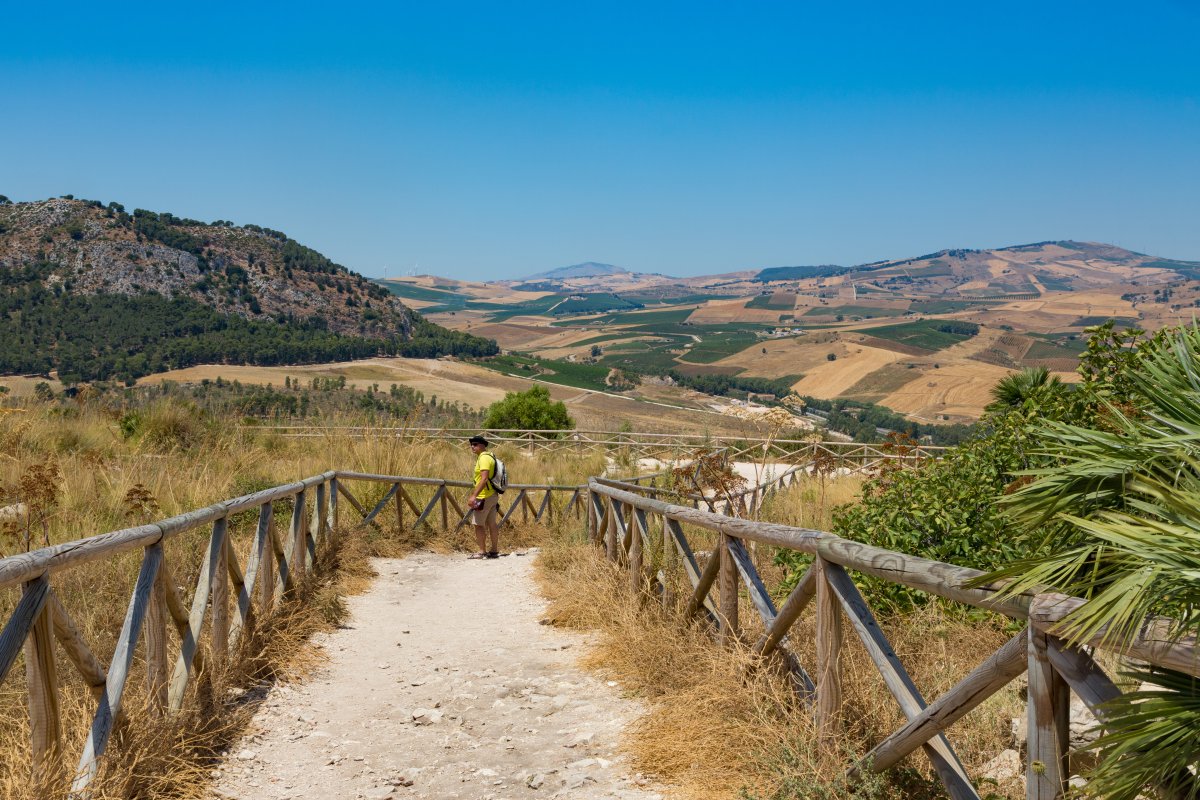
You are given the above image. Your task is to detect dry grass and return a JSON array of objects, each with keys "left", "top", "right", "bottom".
[
  {"left": 535, "top": 475, "right": 1025, "bottom": 800},
  {"left": 0, "top": 401, "right": 604, "bottom": 799}
]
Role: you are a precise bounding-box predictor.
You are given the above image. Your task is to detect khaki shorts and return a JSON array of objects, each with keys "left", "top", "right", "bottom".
[{"left": 471, "top": 493, "right": 499, "bottom": 526}]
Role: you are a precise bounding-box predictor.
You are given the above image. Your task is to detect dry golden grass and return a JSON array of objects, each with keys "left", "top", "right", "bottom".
[
  {"left": 0, "top": 402, "right": 605, "bottom": 799},
  {"left": 535, "top": 475, "right": 1025, "bottom": 800}
]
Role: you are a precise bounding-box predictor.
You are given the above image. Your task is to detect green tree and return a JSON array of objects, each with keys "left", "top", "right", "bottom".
[{"left": 483, "top": 386, "right": 573, "bottom": 435}]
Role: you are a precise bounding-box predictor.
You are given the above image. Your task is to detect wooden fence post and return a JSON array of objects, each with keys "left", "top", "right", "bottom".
[
  {"left": 661, "top": 513, "right": 674, "bottom": 608},
  {"left": 290, "top": 489, "right": 307, "bottom": 584},
  {"left": 210, "top": 517, "right": 230, "bottom": 664},
  {"left": 718, "top": 534, "right": 739, "bottom": 644},
  {"left": 815, "top": 556, "right": 842, "bottom": 747},
  {"left": 24, "top": 578, "right": 60, "bottom": 775},
  {"left": 440, "top": 482, "right": 449, "bottom": 531},
  {"left": 1027, "top": 630, "right": 1069, "bottom": 799},
  {"left": 605, "top": 499, "right": 618, "bottom": 561},
  {"left": 329, "top": 476, "right": 339, "bottom": 534},
  {"left": 395, "top": 481, "right": 405, "bottom": 531},
  {"left": 629, "top": 508, "right": 644, "bottom": 595},
  {"left": 145, "top": 563, "right": 169, "bottom": 714},
  {"left": 587, "top": 489, "right": 596, "bottom": 542},
  {"left": 315, "top": 481, "right": 327, "bottom": 547}
]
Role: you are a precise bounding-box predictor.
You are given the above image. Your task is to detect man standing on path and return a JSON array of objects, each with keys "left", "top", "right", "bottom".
[{"left": 466, "top": 435, "right": 501, "bottom": 559}]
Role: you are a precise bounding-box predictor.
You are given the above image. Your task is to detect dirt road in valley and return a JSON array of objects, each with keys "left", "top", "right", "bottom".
[{"left": 210, "top": 552, "right": 665, "bottom": 800}]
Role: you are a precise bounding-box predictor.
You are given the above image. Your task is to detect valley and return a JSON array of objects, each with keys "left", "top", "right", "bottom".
[{"left": 379, "top": 242, "right": 1199, "bottom": 423}]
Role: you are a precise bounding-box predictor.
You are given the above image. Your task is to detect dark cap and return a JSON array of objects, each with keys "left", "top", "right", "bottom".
[{"left": 468, "top": 435, "right": 489, "bottom": 446}]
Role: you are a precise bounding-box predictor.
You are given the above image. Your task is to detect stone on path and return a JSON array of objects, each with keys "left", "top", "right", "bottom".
[{"left": 211, "top": 551, "right": 666, "bottom": 799}]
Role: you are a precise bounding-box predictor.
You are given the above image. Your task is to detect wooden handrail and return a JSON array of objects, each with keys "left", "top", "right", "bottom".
[
  {"left": 0, "top": 446, "right": 963, "bottom": 797},
  {"left": 586, "top": 476, "right": 1200, "bottom": 800}
]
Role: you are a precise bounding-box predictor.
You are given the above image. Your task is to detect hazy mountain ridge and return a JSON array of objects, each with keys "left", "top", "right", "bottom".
[
  {"left": 489, "top": 240, "right": 1199, "bottom": 295},
  {"left": 522, "top": 262, "right": 630, "bottom": 281}
]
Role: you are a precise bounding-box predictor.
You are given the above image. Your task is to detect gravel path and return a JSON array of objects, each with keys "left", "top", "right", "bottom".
[{"left": 210, "top": 551, "right": 665, "bottom": 800}]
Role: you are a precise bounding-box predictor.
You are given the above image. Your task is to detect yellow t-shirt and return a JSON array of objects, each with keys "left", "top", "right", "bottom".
[{"left": 474, "top": 452, "right": 497, "bottom": 499}]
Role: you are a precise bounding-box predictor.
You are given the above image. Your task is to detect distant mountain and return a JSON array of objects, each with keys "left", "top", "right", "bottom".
[
  {"left": 0, "top": 196, "right": 496, "bottom": 383},
  {"left": 523, "top": 262, "right": 629, "bottom": 281}
]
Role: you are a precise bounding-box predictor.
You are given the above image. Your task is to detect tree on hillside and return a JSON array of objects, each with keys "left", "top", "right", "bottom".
[{"left": 483, "top": 386, "right": 573, "bottom": 436}]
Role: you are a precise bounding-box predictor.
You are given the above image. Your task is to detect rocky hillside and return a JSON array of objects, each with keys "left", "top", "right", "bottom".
[
  {"left": 0, "top": 196, "right": 497, "bottom": 383},
  {"left": 0, "top": 196, "right": 412, "bottom": 336}
]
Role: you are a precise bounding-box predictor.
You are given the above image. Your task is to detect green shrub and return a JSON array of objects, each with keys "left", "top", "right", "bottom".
[{"left": 482, "top": 386, "right": 573, "bottom": 435}]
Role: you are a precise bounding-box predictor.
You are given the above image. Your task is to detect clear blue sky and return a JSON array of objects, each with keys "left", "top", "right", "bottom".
[{"left": 2, "top": 2, "right": 1198, "bottom": 279}]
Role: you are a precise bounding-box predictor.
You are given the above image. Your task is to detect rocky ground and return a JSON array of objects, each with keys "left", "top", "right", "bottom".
[{"left": 210, "top": 551, "right": 666, "bottom": 800}]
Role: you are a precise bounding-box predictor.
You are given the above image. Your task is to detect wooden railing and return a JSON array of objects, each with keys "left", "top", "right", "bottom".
[
  {"left": 248, "top": 425, "right": 946, "bottom": 465},
  {"left": 586, "top": 477, "right": 1200, "bottom": 800},
  {"left": 0, "top": 470, "right": 585, "bottom": 795},
  {"left": 0, "top": 447, "right": 971, "bottom": 796}
]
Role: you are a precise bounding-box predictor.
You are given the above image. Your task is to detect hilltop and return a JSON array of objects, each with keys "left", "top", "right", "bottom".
[
  {"left": 380, "top": 239, "right": 1200, "bottom": 427},
  {"left": 0, "top": 196, "right": 496, "bottom": 383},
  {"left": 520, "top": 261, "right": 630, "bottom": 282}
]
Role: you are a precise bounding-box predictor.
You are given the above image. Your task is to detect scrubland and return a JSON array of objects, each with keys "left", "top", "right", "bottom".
[
  {"left": 0, "top": 394, "right": 1019, "bottom": 799},
  {"left": 537, "top": 474, "right": 1024, "bottom": 800}
]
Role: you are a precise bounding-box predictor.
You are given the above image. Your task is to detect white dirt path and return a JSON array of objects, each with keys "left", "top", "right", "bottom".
[{"left": 211, "top": 552, "right": 665, "bottom": 800}]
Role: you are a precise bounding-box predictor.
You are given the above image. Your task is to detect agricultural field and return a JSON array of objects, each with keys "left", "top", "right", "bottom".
[
  {"left": 134, "top": 356, "right": 767, "bottom": 435},
  {"left": 354, "top": 241, "right": 1200, "bottom": 424}
]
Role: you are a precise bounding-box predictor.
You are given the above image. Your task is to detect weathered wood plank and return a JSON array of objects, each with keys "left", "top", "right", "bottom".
[
  {"left": 824, "top": 563, "right": 977, "bottom": 800},
  {"left": 1027, "top": 629, "right": 1068, "bottom": 799},
  {"left": 225, "top": 534, "right": 252, "bottom": 651},
  {"left": 589, "top": 481, "right": 1031, "bottom": 619},
  {"left": 753, "top": 565, "right": 816, "bottom": 658},
  {"left": 718, "top": 535, "right": 739, "bottom": 642},
  {"left": 292, "top": 490, "right": 309, "bottom": 582},
  {"left": 0, "top": 573, "right": 49, "bottom": 685},
  {"left": 726, "top": 536, "right": 776, "bottom": 626},
  {"left": 168, "top": 517, "right": 224, "bottom": 712},
  {"left": 315, "top": 481, "right": 328, "bottom": 545},
  {"left": 499, "top": 490, "right": 526, "bottom": 528},
  {"left": 328, "top": 476, "right": 339, "bottom": 533},
  {"left": 1044, "top": 637, "right": 1119, "bottom": 714},
  {"left": 398, "top": 485, "right": 423, "bottom": 518},
  {"left": 686, "top": 545, "right": 723, "bottom": 621},
  {"left": 363, "top": 483, "right": 400, "bottom": 525},
  {"left": 604, "top": 497, "right": 617, "bottom": 560},
  {"left": 210, "top": 518, "right": 230, "bottom": 664},
  {"left": 413, "top": 486, "right": 444, "bottom": 530},
  {"left": 1030, "top": 592, "right": 1200, "bottom": 678},
  {"left": 534, "top": 490, "right": 552, "bottom": 522},
  {"left": 440, "top": 484, "right": 449, "bottom": 531},
  {"left": 858, "top": 630, "right": 1029, "bottom": 774},
  {"left": 145, "top": 567, "right": 168, "bottom": 714},
  {"left": 0, "top": 472, "right": 334, "bottom": 591},
  {"left": 629, "top": 504, "right": 644, "bottom": 595},
  {"left": 73, "top": 543, "right": 163, "bottom": 793},
  {"left": 243, "top": 502, "right": 273, "bottom": 615},
  {"left": 336, "top": 481, "right": 370, "bottom": 520},
  {"left": 24, "top": 580, "right": 61, "bottom": 771},
  {"left": 815, "top": 557, "right": 842, "bottom": 746},
  {"left": 49, "top": 592, "right": 107, "bottom": 697}
]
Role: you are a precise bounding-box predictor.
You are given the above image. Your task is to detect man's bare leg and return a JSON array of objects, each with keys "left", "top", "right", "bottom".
[{"left": 487, "top": 517, "right": 500, "bottom": 554}]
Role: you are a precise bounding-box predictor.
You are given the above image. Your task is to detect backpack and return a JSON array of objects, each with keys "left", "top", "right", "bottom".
[{"left": 486, "top": 453, "right": 508, "bottom": 494}]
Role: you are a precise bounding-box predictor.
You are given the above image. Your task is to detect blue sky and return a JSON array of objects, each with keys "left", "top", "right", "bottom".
[{"left": 2, "top": 2, "right": 1198, "bottom": 279}]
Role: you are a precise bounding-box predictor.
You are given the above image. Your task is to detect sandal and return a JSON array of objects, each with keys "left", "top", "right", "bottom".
[
  {"left": 468, "top": 552, "right": 487, "bottom": 560},
  {"left": 486, "top": 551, "right": 500, "bottom": 559}
]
